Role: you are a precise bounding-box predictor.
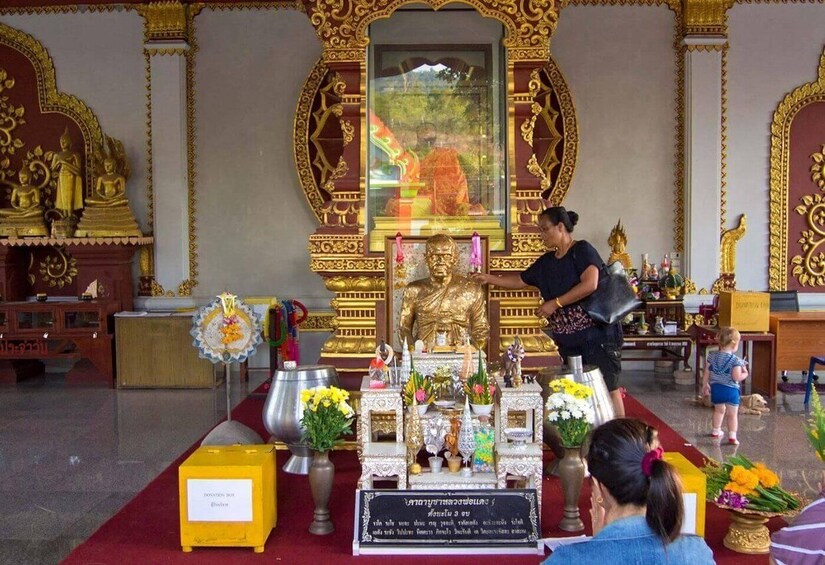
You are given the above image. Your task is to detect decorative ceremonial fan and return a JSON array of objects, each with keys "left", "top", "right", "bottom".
[{"left": 191, "top": 292, "right": 262, "bottom": 364}]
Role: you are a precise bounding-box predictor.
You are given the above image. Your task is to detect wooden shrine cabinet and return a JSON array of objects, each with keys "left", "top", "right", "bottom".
[
  {"left": 0, "top": 300, "right": 115, "bottom": 386},
  {"left": 0, "top": 237, "right": 152, "bottom": 387}
]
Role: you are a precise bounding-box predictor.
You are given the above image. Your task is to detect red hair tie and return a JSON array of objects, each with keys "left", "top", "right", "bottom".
[{"left": 641, "top": 447, "right": 664, "bottom": 478}]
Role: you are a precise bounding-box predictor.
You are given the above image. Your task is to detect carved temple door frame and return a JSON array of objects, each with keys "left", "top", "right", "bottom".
[{"left": 297, "top": 0, "right": 577, "bottom": 384}]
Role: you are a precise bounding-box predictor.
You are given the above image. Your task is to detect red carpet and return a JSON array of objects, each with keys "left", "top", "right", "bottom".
[{"left": 63, "top": 393, "right": 780, "bottom": 564}]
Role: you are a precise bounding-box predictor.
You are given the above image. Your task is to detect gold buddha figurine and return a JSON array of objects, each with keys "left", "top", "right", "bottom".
[
  {"left": 607, "top": 219, "right": 633, "bottom": 270},
  {"left": 50, "top": 128, "right": 84, "bottom": 216},
  {"left": 75, "top": 157, "right": 142, "bottom": 237},
  {"left": 0, "top": 169, "right": 49, "bottom": 237},
  {"left": 398, "top": 234, "right": 489, "bottom": 351}
]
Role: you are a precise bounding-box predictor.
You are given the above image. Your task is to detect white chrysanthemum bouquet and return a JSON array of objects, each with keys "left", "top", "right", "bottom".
[{"left": 545, "top": 378, "right": 595, "bottom": 448}]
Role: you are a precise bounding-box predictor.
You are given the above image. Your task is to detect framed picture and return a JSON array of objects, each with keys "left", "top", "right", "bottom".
[{"left": 384, "top": 234, "right": 489, "bottom": 351}]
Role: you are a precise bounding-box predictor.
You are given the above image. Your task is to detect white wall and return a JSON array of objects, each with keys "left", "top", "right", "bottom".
[
  {"left": 1, "top": 10, "right": 148, "bottom": 230},
  {"left": 194, "top": 8, "right": 328, "bottom": 305},
  {"left": 552, "top": 5, "right": 677, "bottom": 266},
  {"left": 727, "top": 4, "right": 825, "bottom": 291}
]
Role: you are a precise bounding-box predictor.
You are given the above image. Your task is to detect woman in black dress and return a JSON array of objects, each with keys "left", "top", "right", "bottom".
[{"left": 472, "top": 206, "right": 625, "bottom": 416}]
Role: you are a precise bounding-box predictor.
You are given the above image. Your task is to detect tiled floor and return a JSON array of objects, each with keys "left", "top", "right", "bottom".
[{"left": 0, "top": 369, "right": 821, "bottom": 565}]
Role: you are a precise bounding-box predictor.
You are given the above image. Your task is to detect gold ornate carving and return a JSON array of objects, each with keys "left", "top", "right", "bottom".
[
  {"left": 309, "top": 234, "right": 364, "bottom": 255},
  {"left": 0, "top": 22, "right": 104, "bottom": 200},
  {"left": 672, "top": 5, "right": 685, "bottom": 252},
  {"left": 811, "top": 145, "right": 825, "bottom": 189},
  {"left": 205, "top": 2, "right": 303, "bottom": 11},
  {"left": 790, "top": 193, "right": 825, "bottom": 287},
  {"left": 720, "top": 213, "right": 746, "bottom": 274},
  {"left": 0, "top": 4, "right": 132, "bottom": 15},
  {"left": 184, "top": 7, "right": 200, "bottom": 295},
  {"left": 490, "top": 256, "right": 538, "bottom": 271},
  {"left": 303, "top": 311, "right": 336, "bottom": 332},
  {"left": 304, "top": 0, "right": 559, "bottom": 64},
  {"left": 39, "top": 247, "right": 78, "bottom": 288},
  {"left": 144, "top": 47, "right": 189, "bottom": 56},
  {"left": 0, "top": 69, "right": 26, "bottom": 157},
  {"left": 137, "top": 1, "right": 190, "bottom": 42},
  {"left": 607, "top": 220, "right": 633, "bottom": 269},
  {"left": 526, "top": 60, "right": 579, "bottom": 206},
  {"left": 683, "top": 278, "right": 697, "bottom": 294},
  {"left": 325, "top": 276, "right": 385, "bottom": 292},
  {"left": 311, "top": 256, "right": 385, "bottom": 273},
  {"left": 511, "top": 233, "right": 547, "bottom": 254},
  {"left": 768, "top": 49, "right": 825, "bottom": 290},
  {"left": 720, "top": 45, "right": 729, "bottom": 232},
  {"left": 526, "top": 154, "right": 550, "bottom": 191},
  {"left": 683, "top": 0, "right": 733, "bottom": 36},
  {"left": 295, "top": 58, "right": 331, "bottom": 223},
  {"left": 144, "top": 51, "right": 153, "bottom": 230},
  {"left": 684, "top": 43, "right": 726, "bottom": 52}
]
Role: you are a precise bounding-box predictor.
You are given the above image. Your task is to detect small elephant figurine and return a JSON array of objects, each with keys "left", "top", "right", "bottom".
[{"left": 501, "top": 335, "right": 526, "bottom": 387}]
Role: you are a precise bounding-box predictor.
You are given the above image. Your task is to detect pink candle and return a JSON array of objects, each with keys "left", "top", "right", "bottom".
[
  {"left": 470, "top": 232, "right": 482, "bottom": 271},
  {"left": 395, "top": 232, "right": 404, "bottom": 264}
]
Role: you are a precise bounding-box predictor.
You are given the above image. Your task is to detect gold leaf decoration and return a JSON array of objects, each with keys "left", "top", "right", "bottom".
[
  {"left": 38, "top": 248, "right": 78, "bottom": 288},
  {"left": 790, "top": 192, "right": 825, "bottom": 288},
  {"left": 811, "top": 145, "right": 825, "bottom": 190},
  {"left": 0, "top": 68, "right": 26, "bottom": 157}
]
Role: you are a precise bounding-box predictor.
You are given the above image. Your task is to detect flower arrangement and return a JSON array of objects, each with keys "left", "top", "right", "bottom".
[
  {"left": 220, "top": 314, "right": 243, "bottom": 345},
  {"left": 702, "top": 454, "right": 801, "bottom": 513},
  {"left": 805, "top": 389, "right": 825, "bottom": 461},
  {"left": 545, "top": 378, "right": 595, "bottom": 448},
  {"left": 403, "top": 370, "right": 434, "bottom": 406},
  {"left": 464, "top": 351, "right": 495, "bottom": 405},
  {"left": 299, "top": 386, "right": 354, "bottom": 452}
]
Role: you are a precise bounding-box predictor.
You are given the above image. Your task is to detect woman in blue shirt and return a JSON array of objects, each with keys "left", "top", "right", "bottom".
[{"left": 545, "top": 419, "right": 714, "bottom": 564}]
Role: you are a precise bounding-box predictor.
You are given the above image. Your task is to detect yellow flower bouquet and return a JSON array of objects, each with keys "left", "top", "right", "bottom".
[
  {"left": 300, "top": 386, "right": 354, "bottom": 452},
  {"left": 702, "top": 455, "right": 801, "bottom": 513}
]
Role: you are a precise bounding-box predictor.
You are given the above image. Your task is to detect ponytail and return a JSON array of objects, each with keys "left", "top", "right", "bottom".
[{"left": 645, "top": 458, "right": 683, "bottom": 543}]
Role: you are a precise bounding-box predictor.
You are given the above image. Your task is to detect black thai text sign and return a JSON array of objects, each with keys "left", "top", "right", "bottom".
[{"left": 353, "top": 489, "right": 541, "bottom": 555}]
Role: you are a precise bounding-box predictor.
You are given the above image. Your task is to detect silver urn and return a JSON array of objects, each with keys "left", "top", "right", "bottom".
[{"left": 262, "top": 364, "right": 340, "bottom": 475}]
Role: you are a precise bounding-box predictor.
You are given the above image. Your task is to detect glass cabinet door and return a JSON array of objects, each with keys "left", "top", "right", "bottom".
[
  {"left": 17, "top": 310, "right": 55, "bottom": 330},
  {"left": 64, "top": 311, "right": 101, "bottom": 330}
]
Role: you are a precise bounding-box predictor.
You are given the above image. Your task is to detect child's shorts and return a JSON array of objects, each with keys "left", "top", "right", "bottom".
[{"left": 711, "top": 383, "right": 740, "bottom": 406}]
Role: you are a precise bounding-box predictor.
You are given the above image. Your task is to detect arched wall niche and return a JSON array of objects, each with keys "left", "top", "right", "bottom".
[{"left": 297, "top": 0, "right": 574, "bottom": 382}]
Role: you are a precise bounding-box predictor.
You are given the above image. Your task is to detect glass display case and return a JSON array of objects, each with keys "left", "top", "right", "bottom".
[{"left": 367, "top": 42, "right": 507, "bottom": 252}]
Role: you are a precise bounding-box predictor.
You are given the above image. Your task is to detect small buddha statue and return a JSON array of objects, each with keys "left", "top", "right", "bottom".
[
  {"left": 0, "top": 170, "right": 49, "bottom": 237},
  {"left": 75, "top": 157, "right": 142, "bottom": 237}
]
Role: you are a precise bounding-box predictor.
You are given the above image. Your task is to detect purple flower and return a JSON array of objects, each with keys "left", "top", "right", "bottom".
[{"left": 717, "top": 490, "right": 749, "bottom": 509}]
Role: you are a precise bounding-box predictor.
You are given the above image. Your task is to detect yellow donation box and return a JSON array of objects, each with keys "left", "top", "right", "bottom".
[
  {"left": 664, "top": 452, "right": 706, "bottom": 537},
  {"left": 179, "top": 445, "right": 277, "bottom": 553},
  {"left": 718, "top": 291, "right": 769, "bottom": 332}
]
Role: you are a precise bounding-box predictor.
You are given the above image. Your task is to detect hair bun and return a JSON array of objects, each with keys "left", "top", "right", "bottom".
[{"left": 567, "top": 210, "right": 579, "bottom": 227}]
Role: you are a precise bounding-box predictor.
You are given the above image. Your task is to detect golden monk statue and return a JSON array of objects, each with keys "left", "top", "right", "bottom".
[
  {"left": 398, "top": 234, "right": 489, "bottom": 351},
  {"left": 0, "top": 170, "right": 49, "bottom": 237},
  {"left": 50, "top": 128, "right": 84, "bottom": 215},
  {"left": 75, "top": 157, "right": 142, "bottom": 237}
]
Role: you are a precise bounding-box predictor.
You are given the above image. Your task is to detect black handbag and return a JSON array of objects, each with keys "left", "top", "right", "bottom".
[{"left": 581, "top": 260, "right": 642, "bottom": 325}]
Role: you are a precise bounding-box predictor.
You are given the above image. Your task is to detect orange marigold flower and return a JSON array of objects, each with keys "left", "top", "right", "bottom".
[
  {"left": 754, "top": 463, "right": 780, "bottom": 488},
  {"left": 730, "top": 465, "right": 760, "bottom": 491}
]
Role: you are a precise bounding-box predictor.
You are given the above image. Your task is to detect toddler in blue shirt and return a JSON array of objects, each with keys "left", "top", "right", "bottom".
[{"left": 702, "top": 326, "right": 749, "bottom": 445}]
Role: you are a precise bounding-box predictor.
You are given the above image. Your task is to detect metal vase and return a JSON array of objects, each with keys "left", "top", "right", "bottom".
[
  {"left": 558, "top": 446, "right": 585, "bottom": 532},
  {"left": 540, "top": 356, "right": 616, "bottom": 429},
  {"left": 308, "top": 450, "right": 335, "bottom": 535},
  {"left": 262, "top": 364, "right": 340, "bottom": 474}
]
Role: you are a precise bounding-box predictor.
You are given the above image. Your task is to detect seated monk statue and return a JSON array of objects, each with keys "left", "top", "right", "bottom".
[
  {"left": 0, "top": 169, "right": 49, "bottom": 237},
  {"left": 398, "top": 233, "right": 489, "bottom": 351},
  {"left": 75, "top": 157, "right": 142, "bottom": 237}
]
